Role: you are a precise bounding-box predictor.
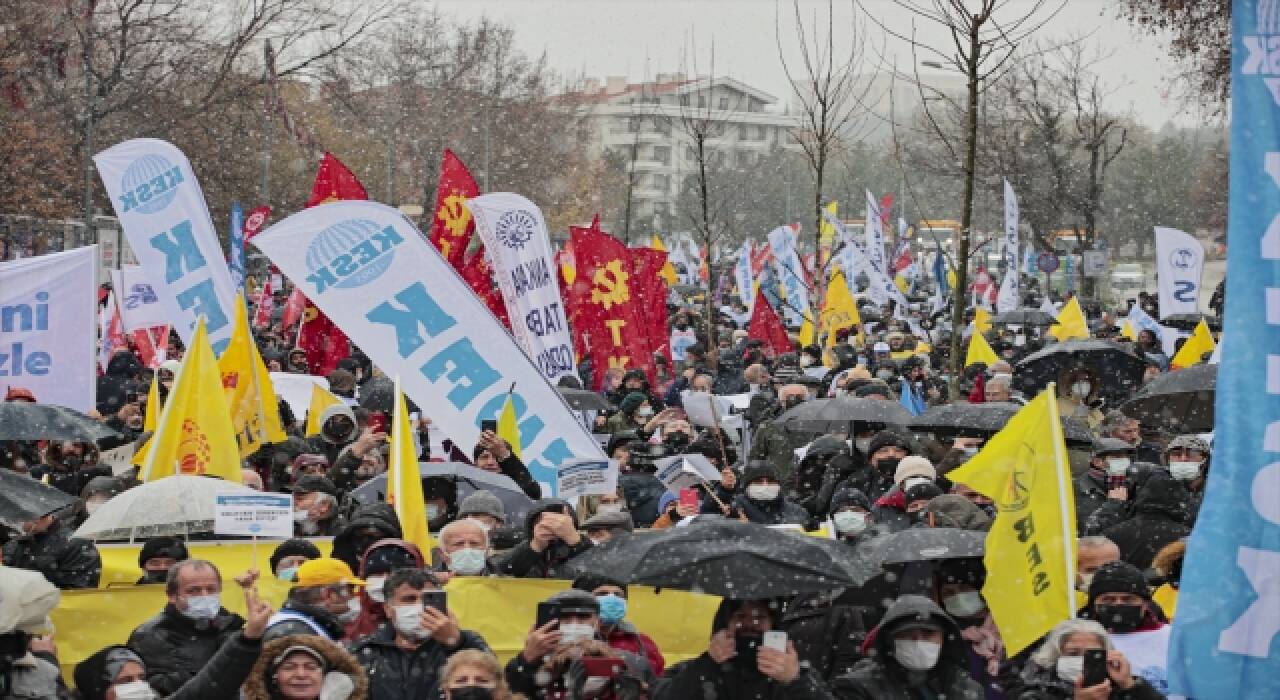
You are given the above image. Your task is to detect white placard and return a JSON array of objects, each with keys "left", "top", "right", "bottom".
[
  {"left": 213, "top": 492, "right": 293, "bottom": 538},
  {"left": 556, "top": 458, "right": 619, "bottom": 501},
  {"left": 654, "top": 454, "right": 722, "bottom": 493},
  {"left": 100, "top": 443, "right": 137, "bottom": 476},
  {"left": 1154, "top": 226, "right": 1204, "bottom": 318},
  {"left": 681, "top": 391, "right": 733, "bottom": 428},
  {"left": 268, "top": 372, "right": 329, "bottom": 425}
]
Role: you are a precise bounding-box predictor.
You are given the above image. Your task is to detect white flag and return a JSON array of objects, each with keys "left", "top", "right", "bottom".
[
  {"left": 734, "top": 242, "right": 754, "bottom": 308},
  {"left": 1154, "top": 226, "right": 1204, "bottom": 318},
  {"left": 110, "top": 265, "right": 169, "bottom": 332},
  {"left": 997, "top": 179, "right": 1021, "bottom": 312},
  {"left": 865, "top": 190, "right": 888, "bottom": 275}
]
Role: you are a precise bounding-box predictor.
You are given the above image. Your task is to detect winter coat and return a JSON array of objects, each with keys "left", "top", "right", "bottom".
[
  {"left": 1100, "top": 479, "right": 1191, "bottom": 571},
  {"left": 127, "top": 603, "right": 246, "bottom": 696},
  {"left": 346, "top": 623, "right": 489, "bottom": 700},
  {"left": 262, "top": 601, "right": 347, "bottom": 642},
  {"left": 730, "top": 493, "right": 810, "bottom": 527},
  {"left": 619, "top": 471, "right": 667, "bottom": 527},
  {"left": 1073, "top": 470, "right": 1112, "bottom": 533},
  {"left": 29, "top": 460, "right": 112, "bottom": 498},
  {"left": 2, "top": 652, "right": 61, "bottom": 700},
  {"left": 496, "top": 453, "right": 541, "bottom": 500},
  {"left": 920, "top": 495, "right": 992, "bottom": 531},
  {"left": 602, "top": 620, "right": 666, "bottom": 677},
  {"left": 1005, "top": 659, "right": 1166, "bottom": 700},
  {"left": 330, "top": 503, "right": 402, "bottom": 572},
  {"left": 243, "top": 634, "right": 368, "bottom": 700},
  {"left": 828, "top": 595, "right": 984, "bottom": 700},
  {"left": 1, "top": 521, "right": 101, "bottom": 589},
  {"left": 504, "top": 642, "right": 653, "bottom": 699},
  {"left": 345, "top": 538, "right": 426, "bottom": 640},
  {"left": 781, "top": 589, "right": 873, "bottom": 682},
  {"left": 651, "top": 599, "right": 836, "bottom": 700},
  {"left": 74, "top": 634, "right": 262, "bottom": 700},
  {"left": 747, "top": 422, "right": 809, "bottom": 488},
  {"left": 491, "top": 498, "right": 594, "bottom": 578},
  {"left": 869, "top": 489, "right": 912, "bottom": 533}
]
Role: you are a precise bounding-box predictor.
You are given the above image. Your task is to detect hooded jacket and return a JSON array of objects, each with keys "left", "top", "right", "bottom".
[
  {"left": 242, "top": 634, "right": 369, "bottom": 700},
  {"left": 75, "top": 632, "right": 262, "bottom": 700},
  {"left": 652, "top": 599, "right": 836, "bottom": 700},
  {"left": 127, "top": 602, "right": 247, "bottom": 695},
  {"left": 346, "top": 622, "right": 489, "bottom": 700},
  {"left": 781, "top": 588, "right": 874, "bottom": 682},
  {"left": 492, "top": 498, "right": 594, "bottom": 578},
  {"left": 828, "top": 595, "right": 983, "bottom": 700},
  {"left": 330, "top": 503, "right": 403, "bottom": 572},
  {"left": 1, "top": 518, "right": 101, "bottom": 589},
  {"left": 1100, "top": 478, "right": 1192, "bottom": 571},
  {"left": 345, "top": 538, "right": 426, "bottom": 640},
  {"left": 920, "top": 495, "right": 992, "bottom": 532},
  {"left": 732, "top": 463, "right": 810, "bottom": 526}
]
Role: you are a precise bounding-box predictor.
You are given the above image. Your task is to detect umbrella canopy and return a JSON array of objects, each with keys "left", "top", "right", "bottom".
[
  {"left": 774, "top": 396, "right": 913, "bottom": 433},
  {"left": 1014, "top": 339, "right": 1148, "bottom": 403},
  {"left": 351, "top": 462, "right": 535, "bottom": 526},
  {"left": 357, "top": 376, "right": 395, "bottom": 413},
  {"left": 991, "top": 309, "right": 1058, "bottom": 326},
  {"left": 558, "top": 387, "right": 609, "bottom": 411},
  {"left": 0, "top": 469, "right": 79, "bottom": 528},
  {"left": 868, "top": 527, "right": 986, "bottom": 568},
  {"left": 563, "top": 518, "right": 879, "bottom": 599},
  {"left": 73, "top": 475, "right": 261, "bottom": 541},
  {"left": 0, "top": 403, "right": 120, "bottom": 443},
  {"left": 910, "top": 401, "right": 1093, "bottom": 446},
  {"left": 1161, "top": 313, "right": 1221, "bottom": 332},
  {"left": 1121, "top": 363, "right": 1217, "bottom": 434}
]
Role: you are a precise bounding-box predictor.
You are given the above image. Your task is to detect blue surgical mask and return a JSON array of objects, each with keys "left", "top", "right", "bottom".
[
  {"left": 598, "top": 593, "right": 627, "bottom": 625},
  {"left": 277, "top": 567, "right": 299, "bottom": 582},
  {"left": 448, "top": 547, "right": 488, "bottom": 575}
]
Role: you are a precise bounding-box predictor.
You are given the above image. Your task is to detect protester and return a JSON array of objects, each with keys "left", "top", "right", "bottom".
[
  {"left": 263, "top": 558, "right": 365, "bottom": 641},
  {"left": 581, "top": 509, "right": 634, "bottom": 544},
  {"left": 2, "top": 510, "right": 101, "bottom": 589},
  {"left": 1075, "top": 438, "right": 1138, "bottom": 532},
  {"left": 456, "top": 491, "right": 507, "bottom": 531},
  {"left": 243, "top": 634, "right": 368, "bottom": 700},
  {"left": 348, "top": 539, "right": 427, "bottom": 640},
  {"left": 270, "top": 539, "right": 324, "bottom": 582},
  {"left": 30, "top": 440, "right": 111, "bottom": 497},
  {"left": 473, "top": 430, "right": 541, "bottom": 499},
  {"left": 291, "top": 475, "right": 345, "bottom": 537},
  {"left": 732, "top": 462, "right": 809, "bottom": 526},
  {"left": 572, "top": 574, "right": 666, "bottom": 676},
  {"left": 1008, "top": 618, "right": 1165, "bottom": 699},
  {"left": 1150, "top": 540, "right": 1185, "bottom": 620},
  {"left": 137, "top": 537, "right": 190, "bottom": 585},
  {"left": 330, "top": 502, "right": 403, "bottom": 573},
  {"left": 493, "top": 499, "right": 592, "bottom": 578},
  {"left": 1096, "top": 478, "right": 1191, "bottom": 570},
  {"left": 439, "top": 649, "right": 521, "bottom": 700},
  {"left": 1162, "top": 435, "right": 1209, "bottom": 522},
  {"left": 1084, "top": 562, "right": 1172, "bottom": 693},
  {"left": 436, "top": 519, "right": 494, "bottom": 578}
]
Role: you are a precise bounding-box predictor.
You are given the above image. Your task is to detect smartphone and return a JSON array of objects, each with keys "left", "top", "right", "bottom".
[
  {"left": 480, "top": 419, "right": 498, "bottom": 434},
  {"left": 535, "top": 602, "right": 560, "bottom": 630},
  {"left": 762, "top": 630, "right": 787, "bottom": 652},
  {"left": 1082, "top": 649, "right": 1108, "bottom": 687},
  {"left": 579, "top": 656, "right": 625, "bottom": 678},
  {"left": 421, "top": 590, "right": 447, "bottom": 614},
  {"left": 1107, "top": 474, "right": 1127, "bottom": 490},
  {"left": 368, "top": 412, "right": 388, "bottom": 434},
  {"left": 679, "top": 488, "right": 701, "bottom": 512}
]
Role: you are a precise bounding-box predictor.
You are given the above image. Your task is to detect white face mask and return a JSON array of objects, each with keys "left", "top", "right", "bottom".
[
  {"left": 1169, "top": 461, "right": 1201, "bottom": 481},
  {"left": 112, "top": 680, "right": 159, "bottom": 700},
  {"left": 854, "top": 437, "right": 872, "bottom": 454},
  {"left": 746, "top": 484, "right": 780, "bottom": 501},
  {"left": 960, "top": 446, "right": 980, "bottom": 457},
  {"left": 365, "top": 575, "right": 387, "bottom": 603},
  {"left": 596, "top": 503, "right": 624, "bottom": 514},
  {"left": 832, "top": 510, "right": 869, "bottom": 535},
  {"left": 1106, "top": 457, "right": 1130, "bottom": 476},
  {"left": 338, "top": 595, "right": 361, "bottom": 623},
  {"left": 993, "top": 372, "right": 1013, "bottom": 382},
  {"left": 559, "top": 622, "right": 596, "bottom": 645},
  {"left": 426, "top": 504, "right": 441, "bottom": 521},
  {"left": 392, "top": 605, "right": 428, "bottom": 639},
  {"left": 181, "top": 594, "right": 221, "bottom": 620},
  {"left": 581, "top": 676, "right": 611, "bottom": 697},
  {"left": 800, "top": 355, "right": 814, "bottom": 367},
  {"left": 292, "top": 509, "right": 310, "bottom": 523},
  {"left": 893, "top": 639, "right": 942, "bottom": 671},
  {"left": 636, "top": 407, "right": 654, "bottom": 419},
  {"left": 1055, "top": 655, "right": 1084, "bottom": 683},
  {"left": 86, "top": 500, "right": 106, "bottom": 515},
  {"left": 902, "top": 476, "right": 932, "bottom": 492},
  {"left": 943, "top": 591, "right": 986, "bottom": 618},
  {"left": 448, "top": 547, "right": 488, "bottom": 575},
  {"left": 1072, "top": 381, "right": 1092, "bottom": 398},
  {"left": 1078, "top": 572, "right": 1095, "bottom": 593}
]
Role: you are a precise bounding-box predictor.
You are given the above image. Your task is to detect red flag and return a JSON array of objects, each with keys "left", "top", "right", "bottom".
[
  {"left": 131, "top": 325, "right": 168, "bottom": 369},
  {"left": 254, "top": 276, "right": 275, "bottom": 329},
  {"left": 567, "top": 217, "right": 657, "bottom": 389},
  {"left": 241, "top": 205, "right": 272, "bottom": 243},
  {"left": 280, "top": 286, "right": 306, "bottom": 330},
  {"left": 746, "top": 290, "right": 793, "bottom": 358},
  {"left": 429, "top": 149, "right": 479, "bottom": 268},
  {"left": 307, "top": 152, "right": 368, "bottom": 207},
  {"left": 628, "top": 247, "right": 673, "bottom": 366},
  {"left": 297, "top": 298, "right": 348, "bottom": 375},
  {"left": 459, "top": 248, "right": 511, "bottom": 327},
  {"left": 879, "top": 193, "right": 894, "bottom": 229}
]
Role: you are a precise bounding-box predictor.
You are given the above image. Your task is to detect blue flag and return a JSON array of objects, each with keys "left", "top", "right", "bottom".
[
  {"left": 228, "top": 202, "right": 246, "bottom": 291},
  {"left": 1168, "top": 3, "right": 1280, "bottom": 697},
  {"left": 899, "top": 378, "right": 925, "bottom": 416},
  {"left": 932, "top": 243, "right": 949, "bottom": 298}
]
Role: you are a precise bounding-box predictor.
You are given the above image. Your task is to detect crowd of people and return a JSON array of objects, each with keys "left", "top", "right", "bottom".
[{"left": 0, "top": 285, "right": 1215, "bottom": 700}]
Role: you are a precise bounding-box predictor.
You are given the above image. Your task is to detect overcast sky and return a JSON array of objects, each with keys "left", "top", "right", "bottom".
[{"left": 436, "top": 0, "right": 1198, "bottom": 129}]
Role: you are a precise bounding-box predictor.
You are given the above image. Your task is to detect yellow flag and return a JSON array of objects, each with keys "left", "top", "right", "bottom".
[
  {"left": 651, "top": 235, "right": 679, "bottom": 286},
  {"left": 1119, "top": 319, "right": 1137, "bottom": 342},
  {"left": 965, "top": 331, "right": 1000, "bottom": 368},
  {"left": 820, "top": 269, "right": 862, "bottom": 355},
  {"left": 798, "top": 316, "right": 816, "bottom": 347},
  {"left": 946, "top": 388, "right": 1077, "bottom": 655},
  {"left": 218, "top": 295, "right": 287, "bottom": 457},
  {"left": 131, "top": 376, "right": 161, "bottom": 467},
  {"left": 972, "top": 307, "right": 993, "bottom": 335},
  {"left": 894, "top": 274, "right": 910, "bottom": 293},
  {"left": 498, "top": 392, "right": 522, "bottom": 460},
  {"left": 305, "top": 383, "right": 345, "bottom": 436},
  {"left": 1049, "top": 298, "right": 1090, "bottom": 341},
  {"left": 1171, "top": 319, "right": 1216, "bottom": 369},
  {"left": 819, "top": 201, "right": 839, "bottom": 246},
  {"left": 389, "top": 375, "right": 431, "bottom": 562},
  {"left": 140, "top": 318, "right": 242, "bottom": 483}
]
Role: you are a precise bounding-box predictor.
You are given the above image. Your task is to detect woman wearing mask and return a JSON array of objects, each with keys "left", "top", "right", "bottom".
[
  {"left": 573, "top": 575, "right": 666, "bottom": 677},
  {"left": 1058, "top": 368, "right": 1105, "bottom": 429},
  {"left": 1008, "top": 619, "right": 1163, "bottom": 699},
  {"left": 440, "top": 650, "right": 523, "bottom": 700},
  {"left": 242, "top": 635, "right": 368, "bottom": 700},
  {"left": 933, "top": 563, "right": 1007, "bottom": 700},
  {"left": 606, "top": 394, "right": 655, "bottom": 436}
]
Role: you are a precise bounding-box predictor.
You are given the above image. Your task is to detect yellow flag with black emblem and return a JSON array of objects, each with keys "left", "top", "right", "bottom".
[
  {"left": 218, "top": 293, "right": 287, "bottom": 456},
  {"left": 945, "top": 387, "right": 1077, "bottom": 655}
]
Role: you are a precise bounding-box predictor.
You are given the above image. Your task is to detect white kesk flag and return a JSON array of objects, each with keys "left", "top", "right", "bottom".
[
  {"left": 865, "top": 190, "right": 888, "bottom": 275},
  {"left": 1154, "top": 226, "right": 1204, "bottom": 318},
  {"left": 250, "top": 200, "right": 606, "bottom": 491},
  {"left": 110, "top": 265, "right": 169, "bottom": 332},
  {"left": 0, "top": 247, "right": 98, "bottom": 411},
  {"left": 997, "top": 179, "right": 1020, "bottom": 313},
  {"left": 467, "top": 193, "right": 577, "bottom": 385}
]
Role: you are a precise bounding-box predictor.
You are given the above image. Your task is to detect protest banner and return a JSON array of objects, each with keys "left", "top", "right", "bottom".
[
  {"left": 654, "top": 454, "right": 722, "bottom": 493},
  {"left": 469, "top": 193, "right": 577, "bottom": 384},
  {"left": 997, "top": 179, "right": 1020, "bottom": 313},
  {"left": 0, "top": 247, "right": 97, "bottom": 411},
  {"left": 109, "top": 265, "right": 169, "bottom": 332},
  {"left": 251, "top": 200, "right": 607, "bottom": 490},
  {"left": 557, "top": 458, "right": 619, "bottom": 501},
  {"left": 1154, "top": 226, "right": 1204, "bottom": 319},
  {"left": 681, "top": 390, "right": 733, "bottom": 429},
  {"left": 213, "top": 492, "right": 293, "bottom": 539},
  {"left": 765, "top": 224, "right": 810, "bottom": 327},
  {"left": 864, "top": 190, "right": 888, "bottom": 281},
  {"left": 94, "top": 139, "right": 239, "bottom": 354}
]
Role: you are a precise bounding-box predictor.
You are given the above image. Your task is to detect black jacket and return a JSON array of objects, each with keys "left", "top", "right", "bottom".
[
  {"left": 829, "top": 595, "right": 984, "bottom": 700},
  {"left": 491, "top": 498, "right": 594, "bottom": 578},
  {"left": 620, "top": 471, "right": 668, "bottom": 527},
  {"left": 781, "top": 590, "right": 873, "bottom": 682},
  {"left": 498, "top": 453, "right": 542, "bottom": 500},
  {"left": 74, "top": 633, "right": 262, "bottom": 700},
  {"left": 1100, "top": 478, "right": 1192, "bottom": 571},
  {"left": 1073, "top": 470, "right": 1111, "bottom": 533},
  {"left": 347, "top": 622, "right": 489, "bottom": 700},
  {"left": 1005, "top": 659, "right": 1166, "bottom": 699},
  {"left": 330, "top": 502, "right": 403, "bottom": 572},
  {"left": 261, "top": 601, "right": 348, "bottom": 642},
  {"left": 28, "top": 463, "right": 113, "bottom": 498},
  {"left": 504, "top": 638, "right": 655, "bottom": 699},
  {"left": 127, "top": 603, "right": 246, "bottom": 696},
  {"left": 1, "top": 521, "right": 101, "bottom": 589},
  {"left": 731, "top": 493, "right": 811, "bottom": 527}
]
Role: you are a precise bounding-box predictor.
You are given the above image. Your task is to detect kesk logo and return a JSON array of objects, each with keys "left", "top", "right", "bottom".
[
  {"left": 495, "top": 209, "right": 537, "bottom": 250},
  {"left": 119, "top": 154, "right": 184, "bottom": 214},
  {"left": 1243, "top": 0, "right": 1280, "bottom": 104},
  {"left": 124, "top": 282, "right": 158, "bottom": 309},
  {"left": 1170, "top": 247, "right": 1196, "bottom": 270},
  {"left": 304, "top": 218, "right": 404, "bottom": 294}
]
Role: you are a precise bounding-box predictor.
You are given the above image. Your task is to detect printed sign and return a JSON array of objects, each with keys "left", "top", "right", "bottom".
[
  {"left": 557, "top": 458, "right": 619, "bottom": 501},
  {"left": 213, "top": 492, "right": 293, "bottom": 538},
  {"left": 654, "top": 454, "right": 722, "bottom": 493}
]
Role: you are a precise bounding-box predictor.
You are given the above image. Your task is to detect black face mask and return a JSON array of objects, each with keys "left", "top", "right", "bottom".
[
  {"left": 1095, "top": 603, "right": 1144, "bottom": 634},
  {"left": 448, "top": 687, "right": 495, "bottom": 700},
  {"left": 664, "top": 433, "right": 692, "bottom": 451},
  {"left": 874, "top": 457, "right": 901, "bottom": 474},
  {"left": 735, "top": 634, "right": 762, "bottom": 670},
  {"left": 140, "top": 569, "right": 168, "bottom": 584}
]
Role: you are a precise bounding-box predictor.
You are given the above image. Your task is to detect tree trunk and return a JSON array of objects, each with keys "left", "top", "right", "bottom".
[
  {"left": 699, "top": 136, "right": 717, "bottom": 358},
  {"left": 812, "top": 149, "right": 826, "bottom": 316},
  {"left": 947, "top": 26, "right": 983, "bottom": 399}
]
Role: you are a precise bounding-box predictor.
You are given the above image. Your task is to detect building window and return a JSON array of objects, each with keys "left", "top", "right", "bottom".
[
  {"left": 652, "top": 174, "right": 670, "bottom": 191},
  {"left": 679, "top": 95, "right": 689, "bottom": 106},
  {"left": 685, "top": 145, "right": 696, "bottom": 160},
  {"left": 757, "top": 125, "right": 768, "bottom": 141},
  {"left": 628, "top": 117, "right": 641, "bottom": 132},
  {"left": 718, "top": 97, "right": 729, "bottom": 110},
  {"left": 653, "top": 145, "right": 671, "bottom": 164},
  {"left": 697, "top": 95, "right": 706, "bottom": 108},
  {"left": 736, "top": 151, "right": 752, "bottom": 168},
  {"left": 652, "top": 117, "right": 671, "bottom": 135}
]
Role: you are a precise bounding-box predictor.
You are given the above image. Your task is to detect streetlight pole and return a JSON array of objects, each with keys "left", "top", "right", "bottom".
[{"left": 80, "top": 9, "right": 96, "bottom": 245}]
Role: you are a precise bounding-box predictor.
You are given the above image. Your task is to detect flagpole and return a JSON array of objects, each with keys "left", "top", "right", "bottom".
[{"left": 1045, "top": 383, "right": 1077, "bottom": 619}]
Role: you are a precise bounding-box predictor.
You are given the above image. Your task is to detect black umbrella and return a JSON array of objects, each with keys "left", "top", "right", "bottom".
[
  {"left": 0, "top": 468, "right": 79, "bottom": 527},
  {"left": 357, "top": 377, "right": 395, "bottom": 413},
  {"left": 558, "top": 387, "right": 609, "bottom": 411},
  {"left": 0, "top": 403, "right": 120, "bottom": 442},
  {"left": 910, "top": 402, "right": 1093, "bottom": 446},
  {"left": 1121, "top": 363, "right": 1217, "bottom": 434},
  {"left": 1014, "top": 339, "right": 1148, "bottom": 403},
  {"left": 563, "top": 518, "right": 879, "bottom": 599},
  {"left": 991, "top": 309, "right": 1058, "bottom": 326},
  {"left": 867, "top": 527, "right": 986, "bottom": 567},
  {"left": 1162, "top": 313, "right": 1221, "bottom": 332},
  {"left": 350, "top": 461, "right": 535, "bottom": 525},
  {"left": 774, "top": 396, "right": 913, "bottom": 433}
]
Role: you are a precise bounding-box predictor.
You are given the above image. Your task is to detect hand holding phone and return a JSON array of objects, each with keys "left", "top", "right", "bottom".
[
  {"left": 678, "top": 488, "right": 701, "bottom": 513},
  {"left": 535, "top": 602, "right": 560, "bottom": 630},
  {"left": 421, "top": 590, "right": 447, "bottom": 615},
  {"left": 762, "top": 630, "right": 787, "bottom": 652},
  {"left": 1082, "top": 648, "right": 1108, "bottom": 687}
]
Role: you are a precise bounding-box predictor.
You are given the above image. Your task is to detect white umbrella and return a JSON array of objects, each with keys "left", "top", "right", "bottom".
[{"left": 74, "top": 475, "right": 262, "bottom": 542}]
